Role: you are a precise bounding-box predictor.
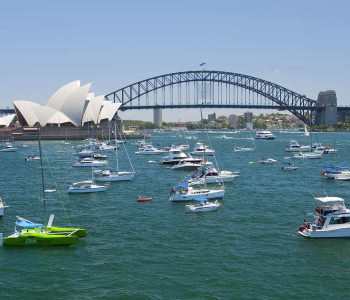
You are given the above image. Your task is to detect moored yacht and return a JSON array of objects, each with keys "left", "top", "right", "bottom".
[
  {"left": 285, "top": 140, "right": 311, "bottom": 152},
  {"left": 72, "top": 157, "right": 108, "bottom": 167},
  {"left": 135, "top": 144, "right": 166, "bottom": 155},
  {"left": 322, "top": 165, "right": 350, "bottom": 180},
  {"left": 299, "top": 196, "right": 350, "bottom": 238},
  {"left": 169, "top": 182, "right": 225, "bottom": 202},
  {"left": 255, "top": 131, "right": 275, "bottom": 140},
  {"left": 190, "top": 142, "right": 215, "bottom": 156},
  {"left": 68, "top": 180, "right": 108, "bottom": 193},
  {"left": 0, "top": 142, "right": 16, "bottom": 152},
  {"left": 161, "top": 147, "right": 202, "bottom": 165}
]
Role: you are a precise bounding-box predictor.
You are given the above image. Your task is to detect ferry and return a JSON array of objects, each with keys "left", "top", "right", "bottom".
[{"left": 255, "top": 131, "right": 276, "bottom": 140}]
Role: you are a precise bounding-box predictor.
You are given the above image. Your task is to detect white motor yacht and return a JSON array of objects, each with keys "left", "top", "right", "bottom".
[
  {"left": 299, "top": 196, "right": 350, "bottom": 238},
  {"left": 169, "top": 182, "right": 225, "bottom": 202},
  {"left": 72, "top": 157, "right": 108, "bottom": 167},
  {"left": 260, "top": 157, "right": 277, "bottom": 164},
  {"left": 233, "top": 146, "right": 254, "bottom": 152},
  {"left": 0, "top": 142, "right": 16, "bottom": 152},
  {"left": 161, "top": 147, "right": 202, "bottom": 165},
  {"left": 68, "top": 180, "right": 108, "bottom": 193},
  {"left": 25, "top": 155, "right": 41, "bottom": 161},
  {"left": 135, "top": 144, "right": 166, "bottom": 155},
  {"left": 186, "top": 198, "right": 220, "bottom": 213},
  {"left": 293, "top": 152, "right": 322, "bottom": 159},
  {"left": 188, "top": 161, "right": 239, "bottom": 184},
  {"left": 190, "top": 142, "right": 215, "bottom": 156},
  {"left": 93, "top": 170, "right": 135, "bottom": 182},
  {"left": 171, "top": 160, "right": 202, "bottom": 171},
  {"left": 255, "top": 131, "right": 276, "bottom": 140},
  {"left": 322, "top": 166, "right": 350, "bottom": 180},
  {"left": 78, "top": 148, "right": 94, "bottom": 158},
  {"left": 285, "top": 140, "right": 311, "bottom": 152}
]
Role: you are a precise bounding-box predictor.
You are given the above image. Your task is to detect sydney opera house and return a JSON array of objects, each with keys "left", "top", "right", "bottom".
[{"left": 0, "top": 81, "right": 130, "bottom": 140}]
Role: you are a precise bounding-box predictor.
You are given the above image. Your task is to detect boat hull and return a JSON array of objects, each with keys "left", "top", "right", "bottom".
[
  {"left": 68, "top": 186, "right": 108, "bottom": 193},
  {"left": 47, "top": 226, "right": 88, "bottom": 238},
  {"left": 299, "top": 227, "right": 350, "bottom": 238},
  {"left": 3, "top": 230, "right": 77, "bottom": 246},
  {"left": 170, "top": 190, "right": 225, "bottom": 202},
  {"left": 186, "top": 203, "right": 220, "bottom": 212},
  {"left": 94, "top": 172, "right": 135, "bottom": 182}
]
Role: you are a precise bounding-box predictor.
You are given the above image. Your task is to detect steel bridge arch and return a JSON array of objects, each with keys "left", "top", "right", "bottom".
[{"left": 105, "top": 70, "right": 317, "bottom": 125}]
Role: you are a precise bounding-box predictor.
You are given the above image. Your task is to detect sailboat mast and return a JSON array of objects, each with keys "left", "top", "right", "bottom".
[
  {"left": 37, "top": 123, "right": 46, "bottom": 215},
  {"left": 114, "top": 122, "right": 119, "bottom": 171}
]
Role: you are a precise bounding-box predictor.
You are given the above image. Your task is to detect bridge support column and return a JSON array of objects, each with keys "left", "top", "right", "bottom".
[
  {"left": 153, "top": 108, "right": 162, "bottom": 127},
  {"left": 315, "top": 90, "right": 337, "bottom": 126}
]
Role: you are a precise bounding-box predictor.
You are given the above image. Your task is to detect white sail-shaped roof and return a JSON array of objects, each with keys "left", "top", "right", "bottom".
[
  {"left": 46, "top": 80, "right": 80, "bottom": 110},
  {"left": 82, "top": 95, "right": 105, "bottom": 124},
  {"left": 0, "top": 113, "right": 16, "bottom": 127},
  {"left": 13, "top": 101, "right": 41, "bottom": 126},
  {"left": 60, "top": 83, "right": 91, "bottom": 126},
  {"left": 98, "top": 101, "right": 121, "bottom": 123}
]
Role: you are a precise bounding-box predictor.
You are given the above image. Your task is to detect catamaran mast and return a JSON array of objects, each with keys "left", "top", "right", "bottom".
[{"left": 37, "top": 123, "right": 46, "bottom": 216}]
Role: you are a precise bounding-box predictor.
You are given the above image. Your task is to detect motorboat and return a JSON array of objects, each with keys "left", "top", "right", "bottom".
[
  {"left": 233, "top": 146, "right": 254, "bottom": 152},
  {"left": 0, "top": 142, "right": 16, "bottom": 152},
  {"left": 135, "top": 144, "right": 167, "bottom": 155},
  {"left": 171, "top": 160, "right": 202, "bottom": 171},
  {"left": 169, "top": 182, "right": 225, "bottom": 202},
  {"left": 92, "top": 153, "right": 107, "bottom": 161},
  {"left": 260, "top": 157, "right": 277, "bottom": 164},
  {"left": 165, "top": 143, "right": 189, "bottom": 151},
  {"left": 72, "top": 157, "right": 108, "bottom": 167},
  {"left": 255, "top": 131, "right": 276, "bottom": 140},
  {"left": 298, "top": 196, "right": 350, "bottom": 238},
  {"left": 322, "top": 165, "right": 350, "bottom": 180},
  {"left": 0, "top": 197, "right": 9, "bottom": 218},
  {"left": 317, "top": 145, "right": 337, "bottom": 154},
  {"left": 190, "top": 142, "right": 215, "bottom": 156},
  {"left": 188, "top": 161, "right": 239, "bottom": 184},
  {"left": 68, "top": 180, "right": 108, "bottom": 193},
  {"left": 78, "top": 148, "right": 94, "bottom": 158},
  {"left": 94, "top": 170, "right": 135, "bottom": 181},
  {"left": 185, "top": 198, "right": 220, "bottom": 213},
  {"left": 25, "top": 155, "right": 41, "bottom": 161},
  {"left": 293, "top": 152, "right": 322, "bottom": 159},
  {"left": 96, "top": 142, "right": 116, "bottom": 151},
  {"left": 161, "top": 147, "right": 202, "bottom": 165},
  {"left": 285, "top": 140, "right": 311, "bottom": 152},
  {"left": 304, "top": 125, "right": 310, "bottom": 137},
  {"left": 281, "top": 163, "right": 298, "bottom": 171}
]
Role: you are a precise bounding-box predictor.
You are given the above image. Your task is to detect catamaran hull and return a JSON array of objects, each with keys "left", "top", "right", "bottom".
[
  {"left": 47, "top": 226, "right": 87, "bottom": 238},
  {"left": 3, "top": 232, "right": 77, "bottom": 246},
  {"left": 68, "top": 186, "right": 108, "bottom": 193}
]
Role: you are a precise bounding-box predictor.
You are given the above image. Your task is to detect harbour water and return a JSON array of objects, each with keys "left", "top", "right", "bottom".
[{"left": 1, "top": 131, "right": 350, "bottom": 299}]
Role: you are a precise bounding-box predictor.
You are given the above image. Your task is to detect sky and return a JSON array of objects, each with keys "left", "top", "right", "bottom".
[{"left": 1, "top": 0, "right": 349, "bottom": 121}]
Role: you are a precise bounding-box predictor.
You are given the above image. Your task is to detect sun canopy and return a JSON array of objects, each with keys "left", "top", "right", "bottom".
[
  {"left": 314, "top": 196, "right": 345, "bottom": 203},
  {"left": 15, "top": 219, "right": 42, "bottom": 228},
  {"left": 177, "top": 181, "right": 188, "bottom": 188}
]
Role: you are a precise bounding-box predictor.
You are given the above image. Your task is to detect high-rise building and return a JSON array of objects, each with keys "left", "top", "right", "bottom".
[
  {"left": 244, "top": 112, "right": 253, "bottom": 123},
  {"left": 228, "top": 114, "right": 238, "bottom": 129},
  {"left": 153, "top": 108, "right": 162, "bottom": 127},
  {"left": 208, "top": 113, "right": 216, "bottom": 122},
  {"left": 315, "top": 90, "right": 337, "bottom": 126}
]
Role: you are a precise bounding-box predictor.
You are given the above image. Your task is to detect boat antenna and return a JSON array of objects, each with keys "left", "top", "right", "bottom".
[{"left": 37, "top": 122, "right": 46, "bottom": 216}]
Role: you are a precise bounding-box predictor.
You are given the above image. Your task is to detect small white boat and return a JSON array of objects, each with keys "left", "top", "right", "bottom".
[
  {"left": 233, "top": 146, "right": 254, "bottom": 152},
  {"left": 255, "top": 131, "right": 275, "bottom": 140},
  {"left": 171, "top": 160, "right": 202, "bottom": 171},
  {"left": 68, "top": 180, "right": 108, "bottom": 193},
  {"left": 190, "top": 142, "right": 215, "bottom": 156},
  {"left": 161, "top": 148, "right": 202, "bottom": 165},
  {"left": 72, "top": 157, "right": 108, "bottom": 167},
  {"left": 322, "top": 166, "right": 350, "bottom": 180},
  {"left": 260, "top": 157, "right": 277, "bottom": 164},
  {"left": 25, "top": 155, "right": 41, "bottom": 161},
  {"left": 0, "top": 142, "right": 16, "bottom": 152},
  {"left": 169, "top": 182, "right": 225, "bottom": 202},
  {"left": 299, "top": 196, "right": 350, "bottom": 238},
  {"left": 186, "top": 198, "right": 220, "bottom": 213},
  {"left": 135, "top": 144, "right": 166, "bottom": 155},
  {"left": 304, "top": 125, "right": 310, "bottom": 137},
  {"left": 94, "top": 170, "right": 135, "bottom": 182},
  {"left": 293, "top": 152, "right": 322, "bottom": 159},
  {"left": 285, "top": 140, "right": 311, "bottom": 152},
  {"left": 281, "top": 163, "right": 298, "bottom": 171},
  {"left": 78, "top": 149, "right": 94, "bottom": 158}
]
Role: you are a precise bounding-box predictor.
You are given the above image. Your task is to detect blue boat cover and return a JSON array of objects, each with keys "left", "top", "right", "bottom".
[
  {"left": 15, "top": 220, "right": 42, "bottom": 228},
  {"left": 194, "top": 197, "right": 207, "bottom": 202},
  {"left": 177, "top": 181, "right": 189, "bottom": 188}
]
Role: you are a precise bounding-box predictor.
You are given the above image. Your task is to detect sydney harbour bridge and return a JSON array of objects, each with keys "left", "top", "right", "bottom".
[{"left": 2, "top": 70, "right": 349, "bottom": 126}]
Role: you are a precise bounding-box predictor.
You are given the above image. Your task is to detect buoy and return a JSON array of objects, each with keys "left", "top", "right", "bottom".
[{"left": 137, "top": 197, "right": 153, "bottom": 202}]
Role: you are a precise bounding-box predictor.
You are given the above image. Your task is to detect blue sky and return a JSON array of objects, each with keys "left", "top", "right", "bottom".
[{"left": 1, "top": 0, "right": 349, "bottom": 121}]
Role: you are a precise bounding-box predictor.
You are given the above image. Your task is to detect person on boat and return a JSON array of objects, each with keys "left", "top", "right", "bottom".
[
  {"left": 170, "top": 187, "right": 176, "bottom": 194},
  {"left": 316, "top": 218, "right": 322, "bottom": 229},
  {"left": 303, "top": 219, "right": 310, "bottom": 229}
]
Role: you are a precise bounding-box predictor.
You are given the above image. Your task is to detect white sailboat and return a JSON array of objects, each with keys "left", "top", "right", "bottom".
[
  {"left": 304, "top": 124, "right": 310, "bottom": 137},
  {"left": 94, "top": 122, "right": 135, "bottom": 182}
]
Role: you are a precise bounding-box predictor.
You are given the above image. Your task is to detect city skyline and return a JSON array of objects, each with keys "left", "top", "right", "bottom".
[{"left": 1, "top": 0, "right": 349, "bottom": 122}]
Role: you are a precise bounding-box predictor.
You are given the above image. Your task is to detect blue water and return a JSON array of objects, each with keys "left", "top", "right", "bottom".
[{"left": 1, "top": 131, "right": 350, "bottom": 299}]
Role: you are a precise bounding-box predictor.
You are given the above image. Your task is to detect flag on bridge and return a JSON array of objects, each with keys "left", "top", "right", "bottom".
[{"left": 199, "top": 62, "right": 206, "bottom": 66}]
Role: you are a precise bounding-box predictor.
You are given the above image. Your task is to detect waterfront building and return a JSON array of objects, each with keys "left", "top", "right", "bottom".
[
  {"left": 228, "top": 114, "right": 238, "bottom": 129},
  {"left": 208, "top": 113, "right": 216, "bottom": 122},
  {"left": 244, "top": 112, "right": 253, "bottom": 123}
]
